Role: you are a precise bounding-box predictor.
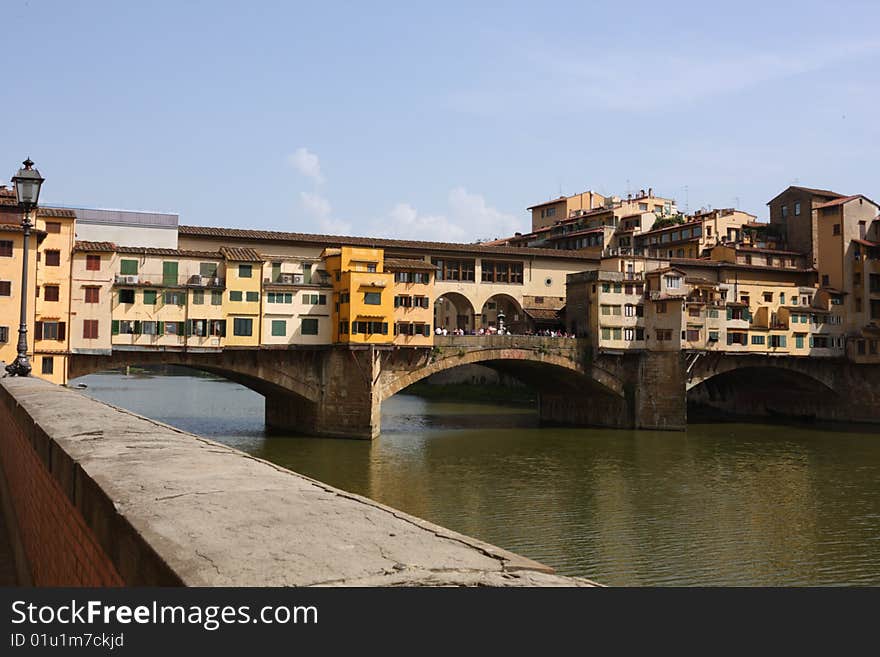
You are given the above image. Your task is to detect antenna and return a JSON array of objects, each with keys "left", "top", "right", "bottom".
[{"left": 684, "top": 185, "right": 689, "bottom": 214}]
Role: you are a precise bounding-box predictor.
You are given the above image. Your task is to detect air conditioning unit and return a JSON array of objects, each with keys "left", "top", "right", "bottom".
[
  {"left": 191, "top": 275, "right": 203, "bottom": 286},
  {"left": 118, "top": 275, "right": 139, "bottom": 284},
  {"left": 650, "top": 291, "right": 662, "bottom": 300},
  {"left": 211, "top": 277, "right": 221, "bottom": 286},
  {"left": 263, "top": 277, "right": 271, "bottom": 284}
]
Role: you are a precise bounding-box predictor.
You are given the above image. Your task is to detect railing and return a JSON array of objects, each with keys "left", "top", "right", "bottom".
[{"left": 114, "top": 274, "right": 225, "bottom": 288}]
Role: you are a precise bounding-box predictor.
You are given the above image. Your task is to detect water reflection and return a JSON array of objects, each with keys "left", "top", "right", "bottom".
[{"left": 74, "top": 370, "right": 880, "bottom": 585}]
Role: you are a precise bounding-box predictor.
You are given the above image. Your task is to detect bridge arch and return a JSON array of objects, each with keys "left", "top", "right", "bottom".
[
  {"left": 478, "top": 293, "right": 525, "bottom": 333},
  {"left": 68, "top": 350, "right": 322, "bottom": 404},
  {"left": 378, "top": 343, "right": 624, "bottom": 404},
  {"left": 434, "top": 292, "right": 476, "bottom": 332}
]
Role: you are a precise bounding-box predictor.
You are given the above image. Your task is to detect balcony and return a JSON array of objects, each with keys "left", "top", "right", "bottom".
[{"left": 114, "top": 274, "right": 225, "bottom": 288}]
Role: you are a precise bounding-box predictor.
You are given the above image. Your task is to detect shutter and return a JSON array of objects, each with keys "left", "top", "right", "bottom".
[
  {"left": 178, "top": 322, "right": 185, "bottom": 335},
  {"left": 809, "top": 336, "right": 814, "bottom": 348},
  {"left": 133, "top": 320, "right": 141, "bottom": 334},
  {"left": 57, "top": 322, "right": 66, "bottom": 342},
  {"left": 382, "top": 322, "right": 388, "bottom": 335},
  {"left": 157, "top": 321, "right": 164, "bottom": 335},
  {"left": 220, "top": 320, "right": 227, "bottom": 337},
  {"left": 111, "top": 320, "right": 119, "bottom": 335},
  {"left": 35, "top": 321, "right": 43, "bottom": 341},
  {"left": 185, "top": 320, "right": 192, "bottom": 336},
  {"left": 726, "top": 308, "right": 732, "bottom": 320}
]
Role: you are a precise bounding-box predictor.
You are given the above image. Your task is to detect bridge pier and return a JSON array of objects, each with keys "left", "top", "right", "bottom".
[
  {"left": 538, "top": 351, "right": 686, "bottom": 431},
  {"left": 265, "top": 348, "right": 380, "bottom": 440}
]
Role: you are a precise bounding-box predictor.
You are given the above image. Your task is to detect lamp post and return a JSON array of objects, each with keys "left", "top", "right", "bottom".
[
  {"left": 5, "top": 158, "right": 44, "bottom": 377},
  {"left": 496, "top": 309, "right": 506, "bottom": 335}
]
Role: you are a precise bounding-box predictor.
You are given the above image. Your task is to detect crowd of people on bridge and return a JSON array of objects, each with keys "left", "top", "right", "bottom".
[{"left": 434, "top": 326, "right": 576, "bottom": 338}]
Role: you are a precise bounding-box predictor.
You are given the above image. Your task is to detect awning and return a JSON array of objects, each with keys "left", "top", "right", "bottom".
[{"left": 523, "top": 308, "right": 561, "bottom": 321}]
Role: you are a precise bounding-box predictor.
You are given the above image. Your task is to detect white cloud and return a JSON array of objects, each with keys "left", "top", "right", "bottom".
[
  {"left": 300, "top": 191, "right": 352, "bottom": 235},
  {"left": 288, "top": 147, "right": 324, "bottom": 184},
  {"left": 371, "top": 188, "right": 518, "bottom": 242}
]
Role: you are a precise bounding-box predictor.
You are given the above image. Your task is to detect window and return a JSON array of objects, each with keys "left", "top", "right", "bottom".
[
  {"left": 268, "top": 292, "right": 294, "bottom": 304},
  {"left": 665, "top": 275, "right": 681, "bottom": 289},
  {"left": 656, "top": 301, "right": 667, "bottom": 314},
  {"left": 857, "top": 340, "right": 866, "bottom": 355},
  {"left": 200, "top": 262, "right": 218, "bottom": 278},
  {"left": 708, "top": 331, "right": 719, "bottom": 342},
  {"left": 303, "top": 294, "right": 326, "bottom": 305},
  {"left": 209, "top": 319, "right": 226, "bottom": 337},
  {"left": 856, "top": 298, "right": 863, "bottom": 312},
  {"left": 870, "top": 274, "right": 880, "bottom": 293},
  {"left": 601, "top": 327, "right": 611, "bottom": 340},
  {"left": 233, "top": 318, "right": 253, "bottom": 336},
  {"left": 366, "top": 263, "right": 377, "bottom": 273},
  {"left": 142, "top": 321, "right": 158, "bottom": 335},
  {"left": 44, "top": 222, "right": 61, "bottom": 233},
  {"left": 43, "top": 285, "right": 59, "bottom": 301},
  {"left": 120, "top": 259, "right": 138, "bottom": 275},
  {"left": 339, "top": 321, "right": 349, "bottom": 335},
  {"left": 45, "top": 250, "right": 60, "bottom": 266},
  {"left": 192, "top": 289, "right": 204, "bottom": 305},
  {"left": 602, "top": 283, "right": 610, "bottom": 293},
  {"left": 0, "top": 326, "right": 8, "bottom": 343},
  {"left": 689, "top": 307, "right": 701, "bottom": 318},
  {"left": 83, "top": 319, "right": 99, "bottom": 339},
  {"left": 364, "top": 292, "right": 382, "bottom": 305},
  {"left": 211, "top": 290, "right": 223, "bottom": 305},
  {"left": 238, "top": 264, "right": 253, "bottom": 278},
  {"left": 164, "top": 291, "right": 184, "bottom": 305},
  {"left": 821, "top": 275, "right": 830, "bottom": 287},
  {"left": 431, "top": 258, "right": 475, "bottom": 282},
  {"left": 686, "top": 329, "right": 700, "bottom": 342},
  {"left": 0, "top": 281, "right": 10, "bottom": 296},
  {"left": 301, "top": 318, "right": 319, "bottom": 335},
  {"left": 625, "top": 304, "right": 638, "bottom": 317},
  {"left": 39, "top": 321, "right": 61, "bottom": 340},
  {"left": 795, "top": 335, "right": 805, "bottom": 349},
  {"left": 794, "top": 202, "right": 801, "bottom": 216},
  {"left": 613, "top": 283, "right": 622, "bottom": 293},
  {"left": 769, "top": 335, "right": 786, "bottom": 348},
  {"left": 481, "top": 261, "right": 524, "bottom": 284},
  {"left": 656, "top": 329, "right": 673, "bottom": 341},
  {"left": 271, "top": 320, "right": 286, "bottom": 337},
  {"left": 781, "top": 205, "right": 788, "bottom": 218},
  {"left": 85, "top": 254, "right": 101, "bottom": 271},
  {"left": 162, "top": 261, "right": 179, "bottom": 285},
  {"left": 727, "top": 332, "right": 748, "bottom": 346},
  {"left": 708, "top": 309, "right": 719, "bottom": 319},
  {"left": 41, "top": 357, "right": 54, "bottom": 375},
  {"left": 832, "top": 224, "right": 841, "bottom": 236},
  {"left": 751, "top": 335, "right": 766, "bottom": 345},
  {"left": 246, "top": 291, "right": 259, "bottom": 302},
  {"left": 143, "top": 289, "right": 158, "bottom": 305},
  {"left": 351, "top": 321, "right": 388, "bottom": 335},
  {"left": 0, "top": 240, "right": 13, "bottom": 257},
  {"left": 119, "top": 289, "right": 135, "bottom": 304},
  {"left": 763, "top": 292, "right": 773, "bottom": 303},
  {"left": 230, "top": 291, "right": 243, "bottom": 301}
]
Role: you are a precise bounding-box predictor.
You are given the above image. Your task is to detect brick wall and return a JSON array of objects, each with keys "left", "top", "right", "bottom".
[{"left": 0, "top": 395, "right": 123, "bottom": 586}]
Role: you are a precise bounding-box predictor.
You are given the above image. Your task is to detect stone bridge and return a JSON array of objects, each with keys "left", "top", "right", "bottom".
[
  {"left": 68, "top": 339, "right": 880, "bottom": 438},
  {"left": 68, "top": 336, "right": 685, "bottom": 439}
]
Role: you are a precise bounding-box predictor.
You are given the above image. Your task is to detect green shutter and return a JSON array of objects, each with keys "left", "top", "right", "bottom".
[
  {"left": 120, "top": 259, "right": 138, "bottom": 275},
  {"left": 133, "top": 320, "right": 141, "bottom": 334},
  {"left": 111, "top": 320, "right": 119, "bottom": 335},
  {"left": 727, "top": 308, "right": 732, "bottom": 320},
  {"left": 157, "top": 321, "right": 164, "bottom": 335},
  {"left": 162, "top": 261, "right": 179, "bottom": 286},
  {"left": 271, "top": 320, "right": 286, "bottom": 336},
  {"left": 144, "top": 289, "right": 157, "bottom": 305}
]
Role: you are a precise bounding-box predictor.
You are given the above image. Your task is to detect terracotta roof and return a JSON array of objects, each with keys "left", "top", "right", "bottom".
[
  {"left": 766, "top": 186, "right": 846, "bottom": 205},
  {"left": 522, "top": 308, "right": 561, "bottom": 321},
  {"left": 0, "top": 224, "right": 48, "bottom": 238},
  {"left": 97, "top": 244, "right": 224, "bottom": 258},
  {"left": 178, "top": 225, "right": 600, "bottom": 262},
  {"left": 815, "top": 194, "right": 879, "bottom": 209},
  {"left": 737, "top": 246, "right": 803, "bottom": 256},
  {"left": 526, "top": 197, "right": 568, "bottom": 210},
  {"left": 669, "top": 257, "right": 817, "bottom": 274},
  {"left": 546, "top": 227, "right": 605, "bottom": 240},
  {"left": 383, "top": 257, "right": 439, "bottom": 271},
  {"left": 74, "top": 240, "right": 116, "bottom": 252},
  {"left": 37, "top": 207, "right": 77, "bottom": 218},
  {"left": 219, "top": 246, "right": 263, "bottom": 262}
]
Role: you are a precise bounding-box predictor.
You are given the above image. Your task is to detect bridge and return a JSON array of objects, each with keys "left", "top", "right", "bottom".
[{"left": 67, "top": 336, "right": 880, "bottom": 438}]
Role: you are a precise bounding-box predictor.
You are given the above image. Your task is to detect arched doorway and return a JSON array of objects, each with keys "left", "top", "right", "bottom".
[
  {"left": 479, "top": 294, "right": 525, "bottom": 333},
  {"left": 434, "top": 292, "right": 476, "bottom": 332}
]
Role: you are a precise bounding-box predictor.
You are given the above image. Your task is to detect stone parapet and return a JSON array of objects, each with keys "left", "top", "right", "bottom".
[{"left": 0, "top": 376, "right": 595, "bottom": 586}]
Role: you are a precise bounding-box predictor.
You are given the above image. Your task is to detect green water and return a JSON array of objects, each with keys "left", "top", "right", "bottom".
[{"left": 74, "top": 370, "right": 880, "bottom": 585}]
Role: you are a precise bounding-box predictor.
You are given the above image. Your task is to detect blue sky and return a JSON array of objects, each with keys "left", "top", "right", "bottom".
[{"left": 3, "top": 1, "right": 879, "bottom": 241}]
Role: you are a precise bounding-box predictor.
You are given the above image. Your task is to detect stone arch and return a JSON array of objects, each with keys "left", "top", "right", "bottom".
[
  {"left": 379, "top": 346, "right": 625, "bottom": 403},
  {"left": 67, "top": 350, "right": 322, "bottom": 403},
  {"left": 478, "top": 293, "right": 525, "bottom": 333},
  {"left": 434, "top": 292, "right": 476, "bottom": 332}
]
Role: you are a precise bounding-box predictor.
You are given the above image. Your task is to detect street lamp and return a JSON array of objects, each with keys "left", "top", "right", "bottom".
[
  {"left": 5, "top": 158, "right": 44, "bottom": 377},
  {"left": 496, "top": 309, "right": 506, "bottom": 335}
]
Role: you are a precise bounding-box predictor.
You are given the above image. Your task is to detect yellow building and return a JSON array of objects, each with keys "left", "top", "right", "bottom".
[
  {"left": 33, "top": 208, "right": 77, "bottom": 383},
  {"left": 220, "top": 247, "right": 263, "bottom": 348},
  {"left": 0, "top": 223, "right": 39, "bottom": 372},
  {"left": 386, "top": 258, "right": 437, "bottom": 346},
  {"left": 260, "top": 255, "right": 333, "bottom": 346},
  {"left": 108, "top": 246, "right": 229, "bottom": 350},
  {"left": 323, "top": 247, "right": 394, "bottom": 344},
  {"left": 70, "top": 242, "right": 116, "bottom": 356}
]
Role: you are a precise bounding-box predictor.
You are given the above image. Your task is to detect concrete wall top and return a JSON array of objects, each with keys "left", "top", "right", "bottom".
[{"left": 0, "top": 376, "right": 594, "bottom": 587}]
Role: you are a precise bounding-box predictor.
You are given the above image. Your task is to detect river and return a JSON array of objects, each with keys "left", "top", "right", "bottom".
[{"left": 72, "top": 368, "right": 880, "bottom": 586}]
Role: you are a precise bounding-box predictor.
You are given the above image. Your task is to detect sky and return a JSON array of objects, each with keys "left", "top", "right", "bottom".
[{"left": 2, "top": 1, "right": 879, "bottom": 242}]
